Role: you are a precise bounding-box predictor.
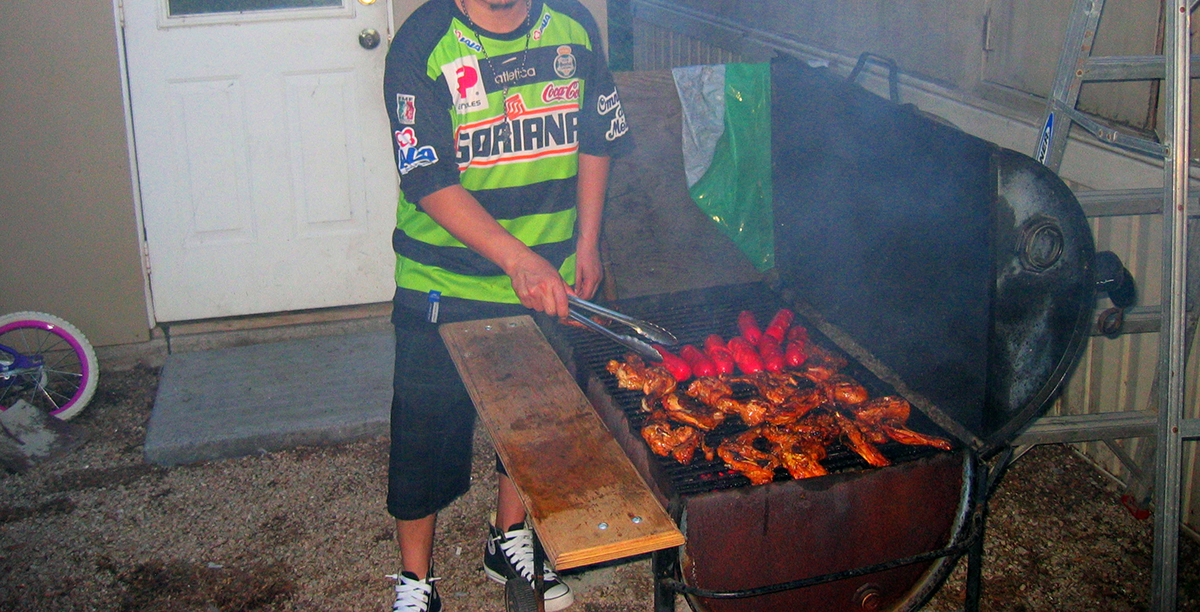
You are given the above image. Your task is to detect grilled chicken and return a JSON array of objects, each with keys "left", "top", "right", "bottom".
[
  {"left": 834, "top": 411, "right": 892, "bottom": 468},
  {"left": 852, "top": 396, "right": 954, "bottom": 450},
  {"left": 716, "top": 428, "right": 779, "bottom": 485},
  {"left": 659, "top": 391, "right": 726, "bottom": 431},
  {"left": 766, "top": 386, "right": 824, "bottom": 426},
  {"left": 641, "top": 413, "right": 703, "bottom": 464},
  {"left": 608, "top": 354, "right": 677, "bottom": 397},
  {"left": 797, "top": 345, "right": 848, "bottom": 382},
  {"left": 822, "top": 374, "right": 870, "bottom": 406},
  {"left": 761, "top": 425, "right": 829, "bottom": 479}
]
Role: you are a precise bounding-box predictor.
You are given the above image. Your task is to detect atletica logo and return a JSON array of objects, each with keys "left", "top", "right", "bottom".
[{"left": 494, "top": 66, "right": 536, "bottom": 85}]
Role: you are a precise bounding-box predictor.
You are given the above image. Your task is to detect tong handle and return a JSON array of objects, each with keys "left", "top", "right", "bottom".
[
  {"left": 567, "top": 295, "right": 679, "bottom": 346},
  {"left": 567, "top": 311, "right": 663, "bottom": 362}
]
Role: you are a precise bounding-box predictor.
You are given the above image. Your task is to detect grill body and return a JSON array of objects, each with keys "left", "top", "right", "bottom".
[{"left": 550, "top": 284, "right": 973, "bottom": 612}]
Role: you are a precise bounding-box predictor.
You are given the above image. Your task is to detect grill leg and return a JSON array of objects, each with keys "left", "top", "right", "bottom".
[
  {"left": 963, "top": 452, "right": 996, "bottom": 612},
  {"left": 652, "top": 548, "right": 678, "bottom": 612}
]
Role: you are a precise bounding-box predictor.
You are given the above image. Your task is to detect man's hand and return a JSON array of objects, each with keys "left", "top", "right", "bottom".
[
  {"left": 507, "top": 249, "right": 572, "bottom": 319},
  {"left": 573, "top": 241, "right": 603, "bottom": 301}
]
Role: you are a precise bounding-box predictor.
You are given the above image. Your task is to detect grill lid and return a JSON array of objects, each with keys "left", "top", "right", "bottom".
[{"left": 769, "top": 58, "right": 1095, "bottom": 456}]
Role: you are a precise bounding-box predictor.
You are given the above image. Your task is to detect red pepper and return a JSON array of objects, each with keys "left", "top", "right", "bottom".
[
  {"left": 703, "top": 334, "right": 737, "bottom": 375},
  {"left": 653, "top": 345, "right": 692, "bottom": 381},
  {"left": 763, "top": 308, "right": 795, "bottom": 342},
  {"left": 768, "top": 308, "right": 795, "bottom": 330},
  {"left": 784, "top": 340, "right": 809, "bottom": 368},
  {"left": 758, "top": 335, "right": 785, "bottom": 372},
  {"left": 727, "top": 337, "right": 764, "bottom": 374},
  {"left": 679, "top": 344, "right": 718, "bottom": 378},
  {"left": 737, "top": 311, "right": 763, "bottom": 345}
]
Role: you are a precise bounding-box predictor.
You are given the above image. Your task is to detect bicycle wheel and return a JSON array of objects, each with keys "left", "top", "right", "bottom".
[{"left": 0, "top": 312, "right": 99, "bottom": 420}]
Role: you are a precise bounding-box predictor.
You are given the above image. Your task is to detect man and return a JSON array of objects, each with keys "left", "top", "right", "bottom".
[{"left": 382, "top": 0, "right": 631, "bottom": 610}]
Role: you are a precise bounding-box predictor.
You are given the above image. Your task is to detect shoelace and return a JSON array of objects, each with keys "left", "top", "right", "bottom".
[
  {"left": 496, "top": 528, "right": 556, "bottom": 583},
  {"left": 386, "top": 573, "right": 440, "bottom": 612}
]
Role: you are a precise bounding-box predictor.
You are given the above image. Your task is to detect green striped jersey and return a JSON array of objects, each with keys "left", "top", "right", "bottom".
[{"left": 383, "top": 0, "right": 631, "bottom": 315}]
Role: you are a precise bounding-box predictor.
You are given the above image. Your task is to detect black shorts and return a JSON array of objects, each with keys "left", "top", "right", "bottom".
[{"left": 386, "top": 297, "right": 527, "bottom": 520}]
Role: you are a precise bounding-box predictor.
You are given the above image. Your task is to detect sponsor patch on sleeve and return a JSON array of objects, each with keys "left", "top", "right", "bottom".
[
  {"left": 395, "top": 94, "right": 417, "bottom": 125},
  {"left": 395, "top": 127, "right": 439, "bottom": 175},
  {"left": 597, "top": 89, "right": 628, "bottom": 141}
]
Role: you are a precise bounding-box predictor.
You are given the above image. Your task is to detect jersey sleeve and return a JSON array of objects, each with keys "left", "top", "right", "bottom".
[
  {"left": 567, "top": 2, "right": 633, "bottom": 158},
  {"left": 383, "top": 7, "right": 462, "bottom": 204}
]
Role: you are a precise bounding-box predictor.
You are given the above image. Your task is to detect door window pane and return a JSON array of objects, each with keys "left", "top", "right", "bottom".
[{"left": 169, "top": 0, "right": 341, "bottom": 17}]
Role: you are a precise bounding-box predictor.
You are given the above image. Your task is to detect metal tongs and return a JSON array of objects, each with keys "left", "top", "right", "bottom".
[{"left": 566, "top": 295, "right": 678, "bottom": 362}]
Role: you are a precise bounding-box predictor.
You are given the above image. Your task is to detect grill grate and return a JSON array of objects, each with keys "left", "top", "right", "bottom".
[{"left": 559, "top": 284, "right": 950, "bottom": 496}]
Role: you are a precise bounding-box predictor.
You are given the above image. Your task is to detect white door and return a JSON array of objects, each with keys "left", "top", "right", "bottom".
[{"left": 125, "top": 0, "right": 397, "bottom": 321}]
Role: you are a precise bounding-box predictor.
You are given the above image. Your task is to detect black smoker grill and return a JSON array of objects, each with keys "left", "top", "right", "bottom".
[{"left": 540, "top": 57, "right": 1106, "bottom": 612}]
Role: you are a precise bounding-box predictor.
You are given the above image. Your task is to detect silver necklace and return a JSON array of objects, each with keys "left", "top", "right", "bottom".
[{"left": 459, "top": 0, "right": 533, "bottom": 122}]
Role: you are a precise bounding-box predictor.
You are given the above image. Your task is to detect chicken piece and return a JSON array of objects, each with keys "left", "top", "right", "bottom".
[
  {"left": 784, "top": 412, "right": 841, "bottom": 441},
  {"left": 727, "top": 371, "right": 807, "bottom": 405},
  {"left": 660, "top": 391, "right": 726, "bottom": 431},
  {"left": 608, "top": 355, "right": 677, "bottom": 397},
  {"left": 822, "top": 374, "right": 870, "bottom": 406},
  {"left": 766, "top": 386, "right": 824, "bottom": 426},
  {"left": 640, "top": 413, "right": 703, "bottom": 464},
  {"left": 852, "top": 395, "right": 912, "bottom": 426},
  {"left": 716, "top": 427, "right": 779, "bottom": 485},
  {"left": 834, "top": 412, "right": 891, "bottom": 468},
  {"left": 798, "top": 345, "right": 848, "bottom": 382},
  {"left": 715, "top": 396, "right": 773, "bottom": 426},
  {"left": 881, "top": 424, "right": 954, "bottom": 451},
  {"left": 852, "top": 396, "right": 954, "bottom": 450},
  {"left": 686, "top": 376, "right": 771, "bottom": 425},
  {"left": 761, "top": 425, "right": 828, "bottom": 479},
  {"left": 684, "top": 376, "right": 735, "bottom": 406}
]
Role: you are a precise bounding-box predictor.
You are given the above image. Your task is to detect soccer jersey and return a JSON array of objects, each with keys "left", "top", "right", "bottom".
[{"left": 383, "top": 0, "right": 631, "bottom": 314}]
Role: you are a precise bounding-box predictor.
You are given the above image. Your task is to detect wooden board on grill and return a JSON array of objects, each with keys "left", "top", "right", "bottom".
[{"left": 439, "top": 315, "right": 684, "bottom": 570}]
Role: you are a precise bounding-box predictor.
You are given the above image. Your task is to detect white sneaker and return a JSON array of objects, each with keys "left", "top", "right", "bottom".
[
  {"left": 387, "top": 571, "right": 441, "bottom": 612},
  {"left": 484, "top": 523, "right": 575, "bottom": 611}
]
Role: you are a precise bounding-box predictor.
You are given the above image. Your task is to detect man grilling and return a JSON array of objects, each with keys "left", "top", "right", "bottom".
[{"left": 381, "top": 0, "right": 631, "bottom": 610}]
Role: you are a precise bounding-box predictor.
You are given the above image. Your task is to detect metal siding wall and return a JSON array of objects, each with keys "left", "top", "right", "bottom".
[{"left": 632, "top": 20, "right": 740, "bottom": 71}]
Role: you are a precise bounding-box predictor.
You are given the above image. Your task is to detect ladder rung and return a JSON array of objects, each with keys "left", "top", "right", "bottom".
[
  {"left": 1082, "top": 54, "right": 1200, "bottom": 81},
  {"left": 1014, "top": 411, "right": 1157, "bottom": 446},
  {"left": 1090, "top": 305, "right": 1164, "bottom": 335},
  {"left": 1074, "top": 188, "right": 1200, "bottom": 217},
  {"left": 1055, "top": 105, "right": 1168, "bottom": 157},
  {"left": 1182, "top": 418, "right": 1200, "bottom": 440}
]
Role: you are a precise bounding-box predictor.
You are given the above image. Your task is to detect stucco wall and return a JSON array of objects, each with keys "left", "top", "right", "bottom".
[{"left": 0, "top": 0, "right": 150, "bottom": 347}]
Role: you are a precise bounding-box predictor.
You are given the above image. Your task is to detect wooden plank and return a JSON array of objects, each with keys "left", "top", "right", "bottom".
[{"left": 439, "top": 316, "right": 684, "bottom": 570}]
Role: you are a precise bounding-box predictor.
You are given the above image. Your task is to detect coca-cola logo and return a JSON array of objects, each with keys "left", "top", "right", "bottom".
[{"left": 541, "top": 80, "right": 580, "bottom": 103}]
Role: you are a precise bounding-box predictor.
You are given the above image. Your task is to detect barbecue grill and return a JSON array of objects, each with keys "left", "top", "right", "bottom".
[{"left": 537, "top": 57, "right": 1106, "bottom": 612}]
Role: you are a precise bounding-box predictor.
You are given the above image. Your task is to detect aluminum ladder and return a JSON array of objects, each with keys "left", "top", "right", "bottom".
[{"left": 1024, "top": 0, "right": 1196, "bottom": 609}]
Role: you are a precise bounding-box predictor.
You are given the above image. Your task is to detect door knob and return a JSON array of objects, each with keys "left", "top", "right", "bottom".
[{"left": 359, "top": 29, "right": 381, "bottom": 50}]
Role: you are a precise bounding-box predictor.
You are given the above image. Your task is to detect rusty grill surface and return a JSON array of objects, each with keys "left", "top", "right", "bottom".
[{"left": 557, "top": 283, "right": 952, "bottom": 498}]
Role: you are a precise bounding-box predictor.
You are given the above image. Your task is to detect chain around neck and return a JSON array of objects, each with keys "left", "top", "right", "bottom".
[{"left": 458, "top": 0, "right": 534, "bottom": 122}]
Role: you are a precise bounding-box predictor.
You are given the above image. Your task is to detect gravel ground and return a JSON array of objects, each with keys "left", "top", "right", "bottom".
[{"left": 1, "top": 365, "right": 1198, "bottom": 611}]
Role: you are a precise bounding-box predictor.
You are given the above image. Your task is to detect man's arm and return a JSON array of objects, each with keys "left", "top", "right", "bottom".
[
  {"left": 418, "top": 185, "right": 573, "bottom": 318},
  {"left": 573, "top": 153, "right": 610, "bottom": 301}
]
